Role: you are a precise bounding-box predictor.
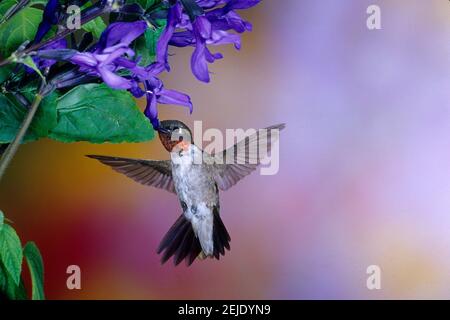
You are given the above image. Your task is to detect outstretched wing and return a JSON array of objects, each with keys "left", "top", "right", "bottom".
[
  {"left": 87, "top": 155, "right": 176, "bottom": 194},
  {"left": 213, "top": 123, "right": 285, "bottom": 191}
]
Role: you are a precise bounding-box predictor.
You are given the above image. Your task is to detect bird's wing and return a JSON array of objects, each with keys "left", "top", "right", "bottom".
[
  {"left": 212, "top": 123, "right": 285, "bottom": 191},
  {"left": 87, "top": 155, "right": 176, "bottom": 194}
]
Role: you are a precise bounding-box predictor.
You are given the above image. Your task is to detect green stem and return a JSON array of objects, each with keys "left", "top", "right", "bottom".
[
  {"left": 0, "top": 0, "right": 30, "bottom": 25},
  {"left": 0, "top": 2, "right": 112, "bottom": 67},
  {"left": 0, "top": 85, "right": 44, "bottom": 182}
]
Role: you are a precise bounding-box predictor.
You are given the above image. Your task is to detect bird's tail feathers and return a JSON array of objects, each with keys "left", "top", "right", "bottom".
[
  {"left": 157, "top": 215, "right": 201, "bottom": 266},
  {"left": 157, "top": 210, "right": 231, "bottom": 266},
  {"left": 211, "top": 207, "right": 231, "bottom": 259}
]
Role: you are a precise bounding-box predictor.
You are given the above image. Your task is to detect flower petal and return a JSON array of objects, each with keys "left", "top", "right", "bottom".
[
  {"left": 193, "top": 16, "right": 212, "bottom": 39},
  {"left": 191, "top": 39, "right": 210, "bottom": 82},
  {"left": 156, "top": 3, "right": 183, "bottom": 70},
  {"left": 158, "top": 88, "right": 193, "bottom": 113},
  {"left": 224, "top": 0, "right": 262, "bottom": 11},
  {"left": 98, "top": 67, "right": 132, "bottom": 89},
  {"left": 144, "top": 89, "right": 160, "bottom": 128},
  {"left": 70, "top": 52, "right": 98, "bottom": 67},
  {"left": 33, "top": 0, "right": 60, "bottom": 43},
  {"left": 98, "top": 21, "right": 147, "bottom": 50},
  {"left": 129, "top": 83, "right": 146, "bottom": 98}
]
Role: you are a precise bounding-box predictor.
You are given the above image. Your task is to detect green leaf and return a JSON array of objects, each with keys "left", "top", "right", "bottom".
[
  {"left": 0, "top": 0, "right": 46, "bottom": 24},
  {"left": 0, "top": 91, "right": 58, "bottom": 143},
  {"left": 14, "top": 277, "right": 27, "bottom": 299},
  {"left": 82, "top": 16, "right": 107, "bottom": 39},
  {"left": 20, "top": 56, "right": 45, "bottom": 81},
  {"left": 23, "top": 242, "right": 44, "bottom": 300},
  {"left": 0, "top": 0, "right": 48, "bottom": 17},
  {"left": 0, "top": 262, "right": 27, "bottom": 300},
  {"left": 0, "top": 211, "right": 3, "bottom": 232},
  {"left": 0, "top": 224, "right": 22, "bottom": 285},
  {"left": 0, "top": 7, "right": 42, "bottom": 57},
  {"left": 0, "top": 0, "right": 18, "bottom": 19},
  {"left": 81, "top": 1, "right": 106, "bottom": 38},
  {"left": 0, "top": 263, "right": 6, "bottom": 298},
  {"left": 134, "top": 0, "right": 161, "bottom": 10},
  {"left": 48, "top": 84, "right": 155, "bottom": 143},
  {"left": 0, "top": 65, "right": 13, "bottom": 84},
  {"left": 31, "top": 92, "right": 58, "bottom": 137},
  {"left": 29, "top": 0, "right": 48, "bottom": 6}
]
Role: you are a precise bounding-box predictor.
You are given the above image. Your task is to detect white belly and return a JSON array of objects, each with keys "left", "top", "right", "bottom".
[{"left": 170, "top": 145, "right": 218, "bottom": 255}]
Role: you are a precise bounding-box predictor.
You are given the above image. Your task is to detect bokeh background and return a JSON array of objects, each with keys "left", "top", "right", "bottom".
[{"left": 1, "top": 0, "right": 450, "bottom": 299}]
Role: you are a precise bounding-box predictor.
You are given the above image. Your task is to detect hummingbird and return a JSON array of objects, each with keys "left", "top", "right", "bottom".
[{"left": 87, "top": 120, "right": 285, "bottom": 266}]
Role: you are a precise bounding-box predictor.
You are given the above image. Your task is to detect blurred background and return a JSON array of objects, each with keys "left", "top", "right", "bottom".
[{"left": 1, "top": 0, "right": 450, "bottom": 299}]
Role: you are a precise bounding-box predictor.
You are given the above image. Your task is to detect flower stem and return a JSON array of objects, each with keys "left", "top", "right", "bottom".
[
  {"left": 0, "top": 0, "right": 30, "bottom": 25},
  {"left": 0, "top": 1, "right": 111, "bottom": 67},
  {"left": 0, "top": 83, "right": 45, "bottom": 182}
]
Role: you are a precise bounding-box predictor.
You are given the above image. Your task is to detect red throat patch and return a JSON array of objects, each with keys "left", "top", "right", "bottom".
[{"left": 158, "top": 133, "right": 191, "bottom": 152}]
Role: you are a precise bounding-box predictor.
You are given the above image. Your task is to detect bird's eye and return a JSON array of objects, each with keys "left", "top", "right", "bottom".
[{"left": 178, "top": 136, "right": 184, "bottom": 142}]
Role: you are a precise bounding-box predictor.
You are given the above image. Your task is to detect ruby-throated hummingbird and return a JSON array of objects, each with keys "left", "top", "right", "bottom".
[{"left": 87, "top": 121, "right": 285, "bottom": 266}]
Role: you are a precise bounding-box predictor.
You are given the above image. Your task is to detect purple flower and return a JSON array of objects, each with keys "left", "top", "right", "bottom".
[
  {"left": 67, "top": 20, "right": 192, "bottom": 129},
  {"left": 143, "top": 77, "right": 193, "bottom": 129},
  {"left": 96, "top": 19, "right": 148, "bottom": 51},
  {"left": 34, "top": 39, "right": 68, "bottom": 69},
  {"left": 27, "top": 0, "right": 260, "bottom": 131},
  {"left": 25, "top": 38, "right": 68, "bottom": 74},
  {"left": 33, "top": 0, "right": 60, "bottom": 44},
  {"left": 70, "top": 49, "right": 135, "bottom": 89},
  {"left": 156, "top": 3, "right": 183, "bottom": 71},
  {"left": 157, "top": 0, "right": 260, "bottom": 82},
  {"left": 69, "top": 21, "right": 147, "bottom": 89}
]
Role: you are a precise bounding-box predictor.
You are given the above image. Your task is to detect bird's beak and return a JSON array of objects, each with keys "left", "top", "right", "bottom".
[{"left": 157, "top": 127, "right": 170, "bottom": 134}]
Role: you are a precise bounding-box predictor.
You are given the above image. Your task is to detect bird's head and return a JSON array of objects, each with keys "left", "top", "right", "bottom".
[{"left": 157, "top": 120, "right": 193, "bottom": 153}]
